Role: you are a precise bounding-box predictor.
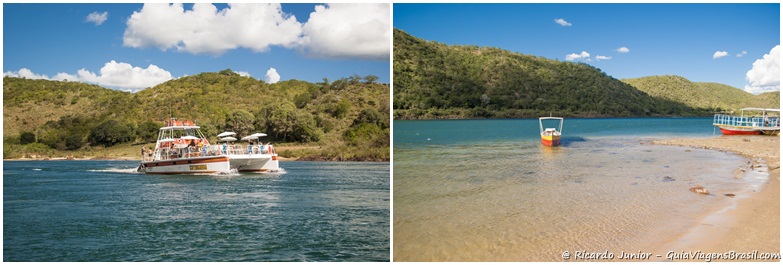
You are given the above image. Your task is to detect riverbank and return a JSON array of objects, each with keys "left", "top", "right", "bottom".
[
  {"left": 651, "top": 135, "right": 779, "bottom": 261},
  {"left": 3, "top": 142, "right": 388, "bottom": 162}
]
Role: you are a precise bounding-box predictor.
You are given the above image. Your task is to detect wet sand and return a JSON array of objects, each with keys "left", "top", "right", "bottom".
[{"left": 652, "top": 135, "right": 779, "bottom": 261}]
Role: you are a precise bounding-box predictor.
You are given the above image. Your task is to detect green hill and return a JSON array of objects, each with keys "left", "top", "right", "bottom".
[
  {"left": 621, "top": 75, "right": 779, "bottom": 113},
  {"left": 3, "top": 70, "right": 389, "bottom": 161},
  {"left": 393, "top": 28, "right": 708, "bottom": 119}
]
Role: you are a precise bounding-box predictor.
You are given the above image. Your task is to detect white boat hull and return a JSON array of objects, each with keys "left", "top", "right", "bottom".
[
  {"left": 139, "top": 155, "right": 230, "bottom": 174},
  {"left": 227, "top": 154, "right": 280, "bottom": 172}
]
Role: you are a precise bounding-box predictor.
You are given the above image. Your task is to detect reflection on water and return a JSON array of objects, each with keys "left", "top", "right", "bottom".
[{"left": 394, "top": 137, "right": 765, "bottom": 261}]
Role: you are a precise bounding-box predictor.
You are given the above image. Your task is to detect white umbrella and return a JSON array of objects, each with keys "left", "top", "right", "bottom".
[
  {"left": 220, "top": 136, "right": 237, "bottom": 142},
  {"left": 217, "top": 131, "right": 236, "bottom": 137},
  {"left": 249, "top": 133, "right": 267, "bottom": 138},
  {"left": 241, "top": 135, "right": 258, "bottom": 141}
]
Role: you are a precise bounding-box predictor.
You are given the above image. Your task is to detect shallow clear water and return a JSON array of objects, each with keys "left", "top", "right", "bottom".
[
  {"left": 4, "top": 161, "right": 389, "bottom": 262},
  {"left": 393, "top": 118, "right": 765, "bottom": 261}
]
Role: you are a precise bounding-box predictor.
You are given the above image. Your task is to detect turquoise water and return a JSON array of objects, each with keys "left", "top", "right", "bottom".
[
  {"left": 4, "top": 161, "right": 389, "bottom": 261},
  {"left": 393, "top": 118, "right": 766, "bottom": 261}
]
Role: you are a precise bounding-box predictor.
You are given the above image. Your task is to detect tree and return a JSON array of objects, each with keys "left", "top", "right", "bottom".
[
  {"left": 20, "top": 131, "right": 35, "bottom": 144},
  {"left": 136, "top": 120, "right": 160, "bottom": 143},
  {"left": 65, "top": 135, "right": 83, "bottom": 150},
  {"left": 89, "top": 120, "right": 134, "bottom": 147},
  {"left": 226, "top": 109, "right": 255, "bottom": 137},
  {"left": 294, "top": 92, "right": 311, "bottom": 109},
  {"left": 364, "top": 75, "right": 379, "bottom": 84}
]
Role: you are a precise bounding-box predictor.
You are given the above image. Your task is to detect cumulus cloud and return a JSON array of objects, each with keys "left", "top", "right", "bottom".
[
  {"left": 616, "top": 47, "right": 630, "bottom": 53},
  {"left": 713, "top": 51, "right": 729, "bottom": 59},
  {"left": 265, "top": 68, "right": 280, "bottom": 84},
  {"left": 121, "top": 3, "right": 389, "bottom": 60},
  {"left": 744, "top": 45, "right": 780, "bottom": 94},
  {"left": 3, "top": 61, "right": 173, "bottom": 92},
  {"left": 736, "top": 51, "right": 748, "bottom": 57},
  {"left": 565, "top": 51, "right": 590, "bottom": 61},
  {"left": 554, "top": 18, "right": 572, "bottom": 26},
  {"left": 4, "top": 68, "right": 50, "bottom": 80},
  {"left": 123, "top": 3, "right": 303, "bottom": 55},
  {"left": 299, "top": 3, "right": 390, "bottom": 60},
  {"left": 86, "top": 11, "right": 108, "bottom": 26},
  {"left": 595, "top": 55, "right": 612, "bottom": 61},
  {"left": 235, "top": 71, "right": 252, "bottom": 77}
]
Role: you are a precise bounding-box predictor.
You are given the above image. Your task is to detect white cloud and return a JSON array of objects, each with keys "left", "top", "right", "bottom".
[
  {"left": 123, "top": 3, "right": 303, "bottom": 55},
  {"left": 565, "top": 51, "right": 590, "bottom": 61},
  {"left": 3, "top": 61, "right": 173, "bottom": 92},
  {"left": 299, "top": 3, "right": 390, "bottom": 60},
  {"left": 265, "top": 68, "right": 280, "bottom": 84},
  {"left": 713, "top": 51, "right": 729, "bottom": 59},
  {"left": 616, "top": 47, "right": 630, "bottom": 53},
  {"left": 554, "top": 18, "right": 572, "bottom": 26},
  {"left": 596, "top": 55, "right": 612, "bottom": 61},
  {"left": 744, "top": 45, "right": 780, "bottom": 94},
  {"left": 86, "top": 11, "right": 108, "bottom": 26},
  {"left": 235, "top": 71, "right": 252, "bottom": 77},
  {"left": 736, "top": 51, "right": 748, "bottom": 57},
  {"left": 4, "top": 68, "right": 49, "bottom": 80}
]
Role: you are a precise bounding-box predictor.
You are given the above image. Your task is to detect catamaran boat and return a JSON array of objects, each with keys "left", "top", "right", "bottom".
[
  {"left": 539, "top": 116, "right": 563, "bottom": 146},
  {"left": 137, "top": 119, "right": 231, "bottom": 174},
  {"left": 217, "top": 131, "right": 280, "bottom": 172},
  {"left": 713, "top": 108, "right": 780, "bottom": 135}
]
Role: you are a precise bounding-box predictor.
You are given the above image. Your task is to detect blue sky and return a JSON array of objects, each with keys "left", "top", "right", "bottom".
[
  {"left": 3, "top": 3, "right": 390, "bottom": 92},
  {"left": 394, "top": 3, "right": 780, "bottom": 94}
]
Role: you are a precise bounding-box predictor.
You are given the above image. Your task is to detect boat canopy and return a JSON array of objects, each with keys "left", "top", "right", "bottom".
[
  {"left": 220, "top": 137, "right": 237, "bottom": 142},
  {"left": 249, "top": 133, "right": 268, "bottom": 138}
]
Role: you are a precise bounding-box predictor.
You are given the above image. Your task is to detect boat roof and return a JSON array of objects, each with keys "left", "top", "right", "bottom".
[
  {"left": 539, "top": 117, "right": 564, "bottom": 120},
  {"left": 740, "top": 108, "right": 780, "bottom": 112},
  {"left": 160, "top": 125, "right": 200, "bottom": 130}
]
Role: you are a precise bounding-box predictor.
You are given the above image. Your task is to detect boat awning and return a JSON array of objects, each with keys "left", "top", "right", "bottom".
[
  {"left": 180, "top": 136, "right": 199, "bottom": 140},
  {"left": 220, "top": 137, "right": 237, "bottom": 142},
  {"left": 249, "top": 133, "right": 268, "bottom": 138}
]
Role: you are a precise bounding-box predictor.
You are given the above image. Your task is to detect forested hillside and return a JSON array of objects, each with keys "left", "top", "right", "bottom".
[
  {"left": 622, "top": 75, "right": 779, "bottom": 112},
  {"left": 393, "top": 28, "right": 718, "bottom": 119},
  {"left": 3, "top": 70, "right": 389, "bottom": 161}
]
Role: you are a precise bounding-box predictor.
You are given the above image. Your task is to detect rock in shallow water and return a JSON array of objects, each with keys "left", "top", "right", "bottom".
[{"left": 689, "top": 186, "right": 709, "bottom": 195}]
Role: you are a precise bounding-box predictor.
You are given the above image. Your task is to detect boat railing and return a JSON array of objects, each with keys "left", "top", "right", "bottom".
[
  {"left": 714, "top": 114, "right": 780, "bottom": 128},
  {"left": 142, "top": 145, "right": 225, "bottom": 162},
  {"left": 220, "top": 144, "right": 276, "bottom": 156}
]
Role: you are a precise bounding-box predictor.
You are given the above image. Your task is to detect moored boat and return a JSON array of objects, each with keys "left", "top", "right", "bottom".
[
  {"left": 713, "top": 108, "right": 780, "bottom": 136},
  {"left": 137, "top": 119, "right": 231, "bottom": 174},
  {"left": 539, "top": 117, "right": 563, "bottom": 146},
  {"left": 218, "top": 131, "right": 281, "bottom": 172}
]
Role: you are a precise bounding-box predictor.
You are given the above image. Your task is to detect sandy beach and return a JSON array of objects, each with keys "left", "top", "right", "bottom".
[{"left": 651, "top": 135, "right": 780, "bottom": 261}]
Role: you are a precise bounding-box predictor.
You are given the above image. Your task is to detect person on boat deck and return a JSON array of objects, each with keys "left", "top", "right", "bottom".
[{"left": 141, "top": 146, "right": 146, "bottom": 157}]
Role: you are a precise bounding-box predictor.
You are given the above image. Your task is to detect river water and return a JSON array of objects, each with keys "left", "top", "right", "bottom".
[{"left": 4, "top": 161, "right": 389, "bottom": 261}]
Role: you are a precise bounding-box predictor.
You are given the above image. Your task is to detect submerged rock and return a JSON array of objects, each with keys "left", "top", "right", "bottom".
[
  {"left": 724, "top": 193, "right": 736, "bottom": 198},
  {"left": 662, "top": 176, "right": 675, "bottom": 182},
  {"left": 689, "top": 186, "right": 709, "bottom": 195}
]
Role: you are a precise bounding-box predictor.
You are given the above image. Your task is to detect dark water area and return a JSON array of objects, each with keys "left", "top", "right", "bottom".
[{"left": 3, "top": 160, "right": 389, "bottom": 261}]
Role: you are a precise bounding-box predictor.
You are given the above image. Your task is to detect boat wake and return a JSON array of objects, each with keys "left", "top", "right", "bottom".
[{"left": 89, "top": 167, "right": 142, "bottom": 174}]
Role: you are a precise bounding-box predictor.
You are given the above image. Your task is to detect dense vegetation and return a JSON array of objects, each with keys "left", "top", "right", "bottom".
[
  {"left": 3, "top": 70, "right": 389, "bottom": 161},
  {"left": 622, "top": 75, "right": 779, "bottom": 113},
  {"left": 393, "top": 28, "right": 768, "bottom": 119}
]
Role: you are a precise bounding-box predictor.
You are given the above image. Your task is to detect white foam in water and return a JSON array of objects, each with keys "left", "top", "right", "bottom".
[
  {"left": 89, "top": 167, "right": 142, "bottom": 174},
  {"left": 32, "top": 168, "right": 42, "bottom": 171}
]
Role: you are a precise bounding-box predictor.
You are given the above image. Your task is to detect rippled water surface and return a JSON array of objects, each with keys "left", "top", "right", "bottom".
[
  {"left": 4, "top": 161, "right": 389, "bottom": 261},
  {"left": 394, "top": 118, "right": 766, "bottom": 261}
]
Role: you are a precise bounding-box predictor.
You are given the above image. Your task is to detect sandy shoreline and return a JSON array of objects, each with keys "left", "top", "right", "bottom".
[{"left": 651, "top": 135, "right": 780, "bottom": 261}]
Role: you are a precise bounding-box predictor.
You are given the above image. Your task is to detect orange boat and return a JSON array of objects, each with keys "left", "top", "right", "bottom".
[{"left": 539, "top": 117, "right": 563, "bottom": 146}]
